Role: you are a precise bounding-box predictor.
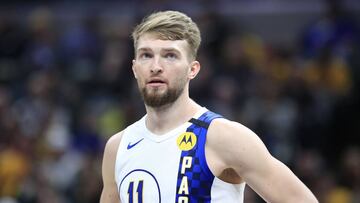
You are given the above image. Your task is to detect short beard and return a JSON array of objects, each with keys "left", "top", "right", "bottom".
[{"left": 140, "top": 85, "right": 185, "bottom": 107}]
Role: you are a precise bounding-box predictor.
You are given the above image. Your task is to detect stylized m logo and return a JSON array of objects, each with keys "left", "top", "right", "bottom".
[{"left": 176, "top": 132, "right": 197, "bottom": 151}]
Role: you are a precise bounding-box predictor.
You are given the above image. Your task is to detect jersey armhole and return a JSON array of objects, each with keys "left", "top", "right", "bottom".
[
  {"left": 197, "top": 126, "right": 215, "bottom": 179},
  {"left": 189, "top": 113, "right": 222, "bottom": 180}
]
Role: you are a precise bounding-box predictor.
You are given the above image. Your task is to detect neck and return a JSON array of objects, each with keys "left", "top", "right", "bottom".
[{"left": 144, "top": 92, "right": 202, "bottom": 135}]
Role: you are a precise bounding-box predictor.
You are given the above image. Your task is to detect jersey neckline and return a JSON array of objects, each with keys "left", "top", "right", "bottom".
[{"left": 140, "top": 107, "right": 208, "bottom": 143}]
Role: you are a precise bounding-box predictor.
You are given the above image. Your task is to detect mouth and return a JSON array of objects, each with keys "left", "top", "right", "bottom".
[{"left": 146, "top": 78, "right": 167, "bottom": 87}]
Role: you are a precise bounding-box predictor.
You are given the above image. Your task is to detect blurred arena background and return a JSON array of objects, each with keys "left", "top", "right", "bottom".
[{"left": 0, "top": 0, "right": 360, "bottom": 202}]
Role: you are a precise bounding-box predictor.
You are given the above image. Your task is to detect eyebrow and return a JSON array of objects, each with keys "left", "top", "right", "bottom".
[
  {"left": 137, "top": 47, "right": 181, "bottom": 53},
  {"left": 162, "top": 48, "right": 181, "bottom": 54},
  {"left": 137, "top": 47, "right": 152, "bottom": 52}
]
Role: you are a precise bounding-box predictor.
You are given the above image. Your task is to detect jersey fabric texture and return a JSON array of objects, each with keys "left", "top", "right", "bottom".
[{"left": 115, "top": 108, "right": 245, "bottom": 203}]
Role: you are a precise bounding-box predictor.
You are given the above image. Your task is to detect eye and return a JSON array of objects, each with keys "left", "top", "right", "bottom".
[
  {"left": 139, "top": 52, "right": 153, "bottom": 59},
  {"left": 164, "top": 53, "right": 177, "bottom": 60}
]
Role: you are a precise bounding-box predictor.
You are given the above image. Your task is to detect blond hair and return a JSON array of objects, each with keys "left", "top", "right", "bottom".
[{"left": 132, "top": 10, "right": 201, "bottom": 60}]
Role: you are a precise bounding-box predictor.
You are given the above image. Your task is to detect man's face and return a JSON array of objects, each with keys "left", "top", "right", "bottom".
[{"left": 132, "top": 33, "right": 195, "bottom": 107}]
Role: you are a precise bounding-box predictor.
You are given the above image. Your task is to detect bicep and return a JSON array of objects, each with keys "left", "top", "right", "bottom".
[
  {"left": 210, "top": 120, "right": 317, "bottom": 202},
  {"left": 100, "top": 185, "right": 120, "bottom": 203},
  {"left": 100, "top": 133, "right": 122, "bottom": 203},
  {"left": 101, "top": 158, "right": 120, "bottom": 203}
]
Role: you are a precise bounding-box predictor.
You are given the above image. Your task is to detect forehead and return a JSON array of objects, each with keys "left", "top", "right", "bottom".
[{"left": 136, "top": 33, "right": 190, "bottom": 54}]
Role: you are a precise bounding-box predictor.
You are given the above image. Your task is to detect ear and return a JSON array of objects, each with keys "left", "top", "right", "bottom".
[
  {"left": 132, "top": 59, "right": 138, "bottom": 79},
  {"left": 188, "top": 61, "right": 201, "bottom": 80}
]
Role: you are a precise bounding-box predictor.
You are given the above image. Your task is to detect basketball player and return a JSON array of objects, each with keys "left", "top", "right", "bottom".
[{"left": 100, "top": 10, "right": 318, "bottom": 203}]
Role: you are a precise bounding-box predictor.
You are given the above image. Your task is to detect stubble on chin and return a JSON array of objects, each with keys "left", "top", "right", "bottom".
[{"left": 140, "top": 85, "right": 183, "bottom": 107}]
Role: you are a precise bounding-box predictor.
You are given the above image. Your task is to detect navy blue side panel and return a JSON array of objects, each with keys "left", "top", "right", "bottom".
[{"left": 175, "top": 111, "right": 222, "bottom": 203}]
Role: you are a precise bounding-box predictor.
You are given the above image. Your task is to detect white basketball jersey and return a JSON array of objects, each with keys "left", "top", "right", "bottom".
[{"left": 115, "top": 108, "right": 245, "bottom": 203}]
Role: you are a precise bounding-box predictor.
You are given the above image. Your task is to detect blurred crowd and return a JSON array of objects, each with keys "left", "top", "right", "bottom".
[{"left": 0, "top": 1, "right": 360, "bottom": 203}]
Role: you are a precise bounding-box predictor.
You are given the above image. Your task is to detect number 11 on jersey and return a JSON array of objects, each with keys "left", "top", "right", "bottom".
[{"left": 128, "top": 180, "right": 144, "bottom": 203}]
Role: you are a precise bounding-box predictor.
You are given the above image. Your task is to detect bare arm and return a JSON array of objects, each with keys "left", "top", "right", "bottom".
[
  {"left": 100, "top": 132, "right": 123, "bottom": 203},
  {"left": 207, "top": 119, "right": 318, "bottom": 203}
]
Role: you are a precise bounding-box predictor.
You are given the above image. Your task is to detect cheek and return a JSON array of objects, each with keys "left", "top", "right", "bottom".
[
  {"left": 134, "top": 72, "right": 146, "bottom": 87},
  {"left": 134, "top": 67, "right": 147, "bottom": 82},
  {"left": 172, "top": 68, "right": 188, "bottom": 86}
]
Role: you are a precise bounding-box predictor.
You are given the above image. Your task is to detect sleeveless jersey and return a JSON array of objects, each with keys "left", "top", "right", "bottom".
[{"left": 115, "top": 108, "right": 245, "bottom": 203}]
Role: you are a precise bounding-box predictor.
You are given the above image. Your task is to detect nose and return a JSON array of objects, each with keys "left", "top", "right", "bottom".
[{"left": 150, "top": 57, "right": 163, "bottom": 74}]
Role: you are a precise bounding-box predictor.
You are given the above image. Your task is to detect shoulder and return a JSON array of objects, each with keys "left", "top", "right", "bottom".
[
  {"left": 102, "top": 130, "right": 125, "bottom": 173},
  {"left": 207, "top": 118, "right": 270, "bottom": 168},
  {"left": 207, "top": 118, "right": 258, "bottom": 145},
  {"left": 101, "top": 130, "right": 125, "bottom": 189},
  {"left": 104, "top": 131, "right": 124, "bottom": 156},
  {"left": 103, "top": 116, "right": 145, "bottom": 160}
]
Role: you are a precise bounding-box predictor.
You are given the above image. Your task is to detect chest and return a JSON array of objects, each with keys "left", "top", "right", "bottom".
[{"left": 116, "top": 137, "right": 184, "bottom": 202}]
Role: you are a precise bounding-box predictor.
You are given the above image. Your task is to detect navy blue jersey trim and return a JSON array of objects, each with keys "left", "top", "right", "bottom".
[
  {"left": 175, "top": 110, "right": 223, "bottom": 203},
  {"left": 119, "top": 169, "right": 161, "bottom": 203},
  {"left": 189, "top": 118, "right": 210, "bottom": 129}
]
